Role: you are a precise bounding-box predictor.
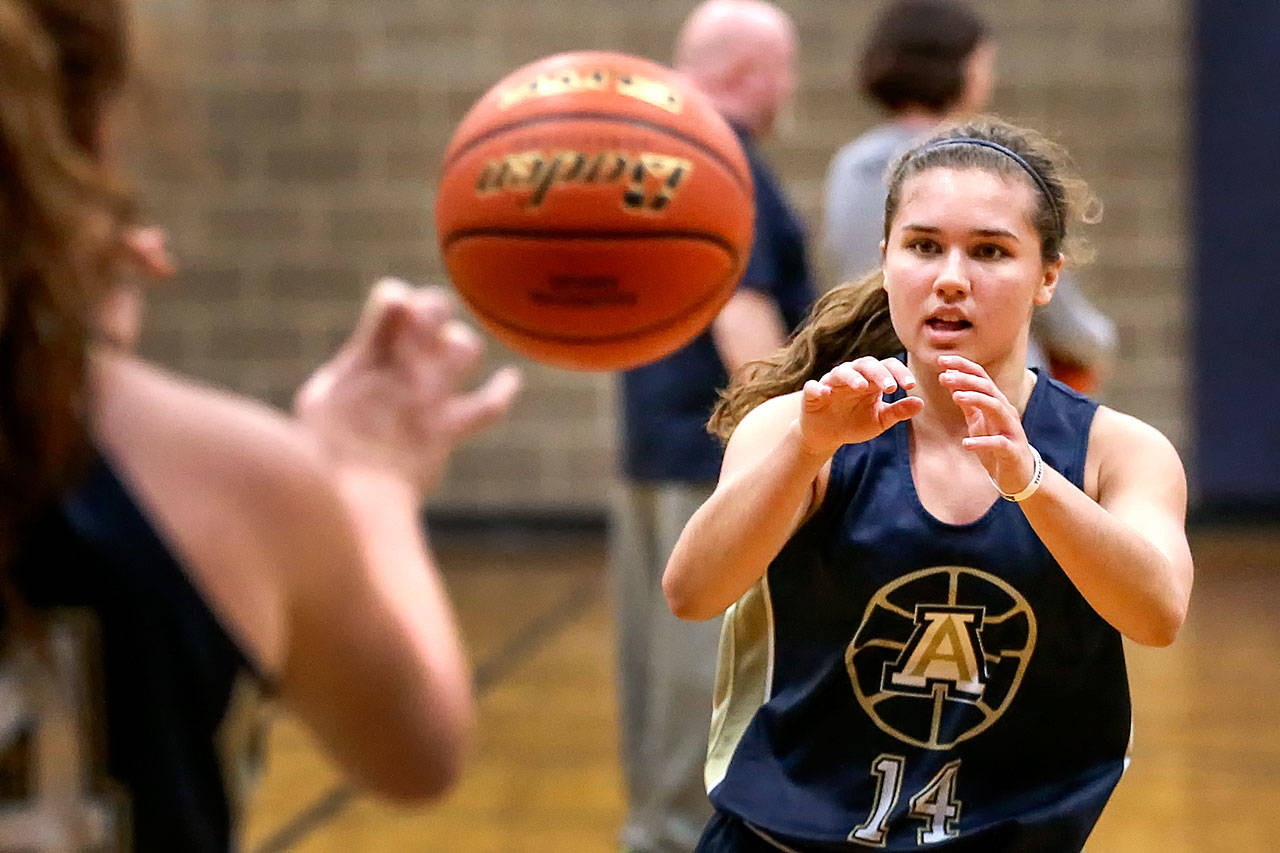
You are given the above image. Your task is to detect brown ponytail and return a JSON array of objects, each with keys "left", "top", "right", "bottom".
[{"left": 708, "top": 270, "right": 901, "bottom": 440}]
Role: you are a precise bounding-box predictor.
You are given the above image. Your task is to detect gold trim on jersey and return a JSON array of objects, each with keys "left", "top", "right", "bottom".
[{"left": 704, "top": 575, "right": 775, "bottom": 793}]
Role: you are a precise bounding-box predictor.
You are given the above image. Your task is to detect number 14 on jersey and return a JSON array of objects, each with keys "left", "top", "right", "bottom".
[{"left": 849, "top": 755, "right": 962, "bottom": 847}]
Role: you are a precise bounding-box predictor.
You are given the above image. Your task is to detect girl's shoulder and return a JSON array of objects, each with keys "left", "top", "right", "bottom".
[
  {"left": 1090, "top": 405, "right": 1180, "bottom": 462},
  {"left": 1085, "top": 404, "right": 1185, "bottom": 500}
]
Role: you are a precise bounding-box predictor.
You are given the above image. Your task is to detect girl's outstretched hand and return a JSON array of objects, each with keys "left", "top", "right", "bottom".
[
  {"left": 798, "top": 356, "right": 922, "bottom": 458},
  {"left": 939, "top": 354, "right": 1037, "bottom": 495}
]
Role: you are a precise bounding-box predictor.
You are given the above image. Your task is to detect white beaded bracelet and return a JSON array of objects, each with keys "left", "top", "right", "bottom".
[{"left": 992, "top": 445, "right": 1044, "bottom": 502}]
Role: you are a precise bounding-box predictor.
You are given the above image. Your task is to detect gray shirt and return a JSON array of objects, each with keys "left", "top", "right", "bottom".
[{"left": 823, "top": 123, "right": 921, "bottom": 282}]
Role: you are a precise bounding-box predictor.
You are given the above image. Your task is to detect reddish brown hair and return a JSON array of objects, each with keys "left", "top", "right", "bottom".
[{"left": 0, "top": 0, "right": 132, "bottom": 573}]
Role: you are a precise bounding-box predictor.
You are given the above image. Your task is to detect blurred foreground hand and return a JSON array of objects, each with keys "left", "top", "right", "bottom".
[{"left": 294, "top": 278, "right": 521, "bottom": 498}]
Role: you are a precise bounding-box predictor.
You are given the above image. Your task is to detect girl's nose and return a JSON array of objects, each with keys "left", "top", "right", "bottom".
[{"left": 934, "top": 248, "right": 970, "bottom": 300}]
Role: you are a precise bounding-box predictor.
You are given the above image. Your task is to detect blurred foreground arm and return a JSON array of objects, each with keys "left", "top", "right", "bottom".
[{"left": 286, "top": 279, "right": 520, "bottom": 800}]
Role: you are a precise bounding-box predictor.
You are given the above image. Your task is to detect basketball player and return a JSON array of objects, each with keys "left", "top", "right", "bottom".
[
  {"left": 664, "top": 118, "right": 1193, "bottom": 850},
  {"left": 612, "top": 2, "right": 815, "bottom": 850},
  {"left": 0, "top": 1, "right": 519, "bottom": 849},
  {"left": 822, "top": 0, "right": 1117, "bottom": 393}
]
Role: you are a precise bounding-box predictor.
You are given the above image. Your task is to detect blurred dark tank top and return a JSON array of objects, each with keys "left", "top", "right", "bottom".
[{"left": 3, "top": 454, "right": 266, "bottom": 852}]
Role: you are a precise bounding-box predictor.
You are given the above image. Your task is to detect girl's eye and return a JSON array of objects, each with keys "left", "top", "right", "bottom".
[
  {"left": 973, "top": 244, "right": 1008, "bottom": 260},
  {"left": 907, "top": 238, "right": 941, "bottom": 255}
]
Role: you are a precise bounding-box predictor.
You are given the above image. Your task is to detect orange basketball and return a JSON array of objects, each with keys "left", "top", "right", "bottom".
[{"left": 435, "top": 51, "right": 754, "bottom": 371}]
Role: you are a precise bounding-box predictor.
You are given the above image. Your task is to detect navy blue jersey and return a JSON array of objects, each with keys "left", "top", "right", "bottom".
[
  {"left": 4, "top": 455, "right": 264, "bottom": 852},
  {"left": 620, "top": 126, "right": 815, "bottom": 483},
  {"left": 705, "top": 374, "right": 1129, "bottom": 851}
]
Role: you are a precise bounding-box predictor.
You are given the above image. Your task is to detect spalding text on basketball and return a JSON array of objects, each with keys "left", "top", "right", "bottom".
[
  {"left": 499, "top": 67, "right": 683, "bottom": 114},
  {"left": 475, "top": 150, "right": 693, "bottom": 213}
]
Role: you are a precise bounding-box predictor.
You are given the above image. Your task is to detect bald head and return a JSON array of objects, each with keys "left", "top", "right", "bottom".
[{"left": 674, "top": 0, "right": 797, "bottom": 136}]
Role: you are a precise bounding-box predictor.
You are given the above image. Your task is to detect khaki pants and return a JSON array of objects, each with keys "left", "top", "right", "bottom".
[{"left": 609, "top": 481, "right": 720, "bottom": 853}]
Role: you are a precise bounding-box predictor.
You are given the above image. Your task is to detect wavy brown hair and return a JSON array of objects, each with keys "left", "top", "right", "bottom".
[
  {"left": 0, "top": 0, "right": 131, "bottom": 574},
  {"left": 709, "top": 116, "right": 1097, "bottom": 440}
]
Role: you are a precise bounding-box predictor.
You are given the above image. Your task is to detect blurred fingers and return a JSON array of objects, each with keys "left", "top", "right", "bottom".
[
  {"left": 351, "top": 278, "right": 413, "bottom": 358},
  {"left": 405, "top": 285, "right": 454, "bottom": 339},
  {"left": 445, "top": 366, "right": 522, "bottom": 440},
  {"left": 435, "top": 320, "right": 484, "bottom": 377}
]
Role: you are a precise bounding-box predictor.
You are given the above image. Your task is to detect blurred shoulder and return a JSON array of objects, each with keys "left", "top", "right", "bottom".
[
  {"left": 87, "top": 352, "right": 355, "bottom": 674},
  {"left": 90, "top": 351, "right": 328, "bottom": 493}
]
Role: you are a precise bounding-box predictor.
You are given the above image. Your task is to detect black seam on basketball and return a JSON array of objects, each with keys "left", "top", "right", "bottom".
[
  {"left": 442, "top": 112, "right": 751, "bottom": 193},
  {"left": 454, "top": 251, "right": 742, "bottom": 346},
  {"left": 440, "top": 227, "right": 740, "bottom": 256}
]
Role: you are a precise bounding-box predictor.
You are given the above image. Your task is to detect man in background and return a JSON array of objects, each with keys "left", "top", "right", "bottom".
[{"left": 611, "top": 2, "right": 815, "bottom": 850}]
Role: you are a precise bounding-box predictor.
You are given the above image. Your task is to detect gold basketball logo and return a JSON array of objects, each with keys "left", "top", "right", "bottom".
[{"left": 845, "top": 566, "right": 1036, "bottom": 750}]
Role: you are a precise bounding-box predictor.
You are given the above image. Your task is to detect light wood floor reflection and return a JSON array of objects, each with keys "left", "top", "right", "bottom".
[{"left": 243, "top": 525, "right": 1280, "bottom": 852}]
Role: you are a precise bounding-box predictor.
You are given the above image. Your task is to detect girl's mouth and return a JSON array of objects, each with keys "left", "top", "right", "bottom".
[{"left": 926, "top": 318, "right": 972, "bottom": 332}]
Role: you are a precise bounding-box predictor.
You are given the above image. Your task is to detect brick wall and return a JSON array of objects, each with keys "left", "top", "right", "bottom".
[{"left": 133, "top": 0, "right": 1189, "bottom": 515}]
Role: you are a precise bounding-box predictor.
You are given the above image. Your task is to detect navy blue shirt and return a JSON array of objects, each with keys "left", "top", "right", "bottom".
[
  {"left": 620, "top": 126, "right": 815, "bottom": 482},
  {"left": 6, "top": 456, "right": 261, "bottom": 851},
  {"left": 706, "top": 375, "right": 1129, "bottom": 851}
]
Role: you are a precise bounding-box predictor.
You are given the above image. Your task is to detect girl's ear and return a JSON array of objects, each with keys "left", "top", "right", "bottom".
[{"left": 1034, "top": 254, "right": 1064, "bottom": 306}]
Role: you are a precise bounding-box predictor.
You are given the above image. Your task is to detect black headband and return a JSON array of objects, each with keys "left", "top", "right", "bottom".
[{"left": 919, "top": 137, "right": 1063, "bottom": 236}]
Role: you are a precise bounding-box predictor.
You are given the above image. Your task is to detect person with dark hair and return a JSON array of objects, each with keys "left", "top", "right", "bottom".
[
  {"left": 611, "top": 2, "right": 816, "bottom": 850},
  {"left": 666, "top": 117, "right": 1193, "bottom": 851},
  {"left": 0, "top": 1, "right": 518, "bottom": 849},
  {"left": 824, "top": 0, "right": 1116, "bottom": 393}
]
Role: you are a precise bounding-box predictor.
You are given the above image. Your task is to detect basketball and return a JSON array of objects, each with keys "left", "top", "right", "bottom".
[{"left": 435, "top": 51, "right": 754, "bottom": 371}]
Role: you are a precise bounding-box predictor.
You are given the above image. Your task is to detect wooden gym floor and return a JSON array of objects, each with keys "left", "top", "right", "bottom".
[{"left": 242, "top": 524, "right": 1280, "bottom": 852}]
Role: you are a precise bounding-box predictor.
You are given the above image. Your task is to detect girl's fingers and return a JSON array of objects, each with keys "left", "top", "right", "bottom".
[
  {"left": 883, "top": 357, "right": 916, "bottom": 391},
  {"left": 937, "top": 353, "right": 987, "bottom": 378},
  {"left": 960, "top": 434, "right": 1015, "bottom": 453},
  {"left": 939, "top": 368, "right": 1005, "bottom": 401},
  {"left": 802, "top": 379, "right": 831, "bottom": 410},
  {"left": 850, "top": 356, "right": 898, "bottom": 394},
  {"left": 879, "top": 395, "right": 924, "bottom": 428},
  {"left": 951, "top": 390, "right": 1018, "bottom": 427},
  {"left": 826, "top": 363, "right": 870, "bottom": 393}
]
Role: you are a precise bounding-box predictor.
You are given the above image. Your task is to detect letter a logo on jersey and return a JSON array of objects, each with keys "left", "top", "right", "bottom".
[{"left": 882, "top": 605, "right": 988, "bottom": 702}]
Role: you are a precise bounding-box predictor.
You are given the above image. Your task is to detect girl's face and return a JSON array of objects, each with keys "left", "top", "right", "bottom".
[{"left": 881, "top": 166, "right": 1060, "bottom": 369}]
